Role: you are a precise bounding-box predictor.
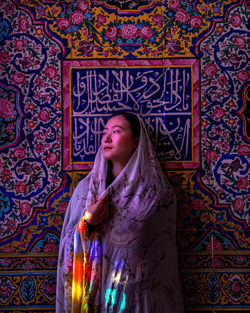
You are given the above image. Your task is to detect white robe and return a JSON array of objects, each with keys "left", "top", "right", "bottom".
[{"left": 56, "top": 115, "right": 184, "bottom": 313}]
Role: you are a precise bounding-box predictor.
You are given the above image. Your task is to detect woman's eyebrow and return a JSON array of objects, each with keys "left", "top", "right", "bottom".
[
  {"left": 103, "top": 125, "right": 125, "bottom": 130},
  {"left": 112, "top": 125, "right": 125, "bottom": 129}
]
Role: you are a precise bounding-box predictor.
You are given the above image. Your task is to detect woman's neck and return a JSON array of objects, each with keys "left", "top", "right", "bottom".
[{"left": 111, "top": 162, "right": 125, "bottom": 178}]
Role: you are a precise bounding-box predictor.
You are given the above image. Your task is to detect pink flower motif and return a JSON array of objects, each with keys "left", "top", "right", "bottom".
[
  {"left": 191, "top": 199, "right": 205, "bottom": 211},
  {"left": 175, "top": 8, "right": 190, "bottom": 23},
  {"left": 189, "top": 15, "right": 203, "bottom": 28},
  {"left": 12, "top": 73, "right": 26, "bottom": 85},
  {"left": 213, "top": 108, "right": 225, "bottom": 119},
  {"left": 218, "top": 141, "right": 229, "bottom": 151},
  {"left": 234, "top": 224, "right": 241, "bottom": 232},
  {"left": 0, "top": 258, "right": 11, "bottom": 266},
  {"left": 50, "top": 47, "right": 59, "bottom": 55},
  {"left": 217, "top": 75, "right": 228, "bottom": 86},
  {"left": 105, "top": 26, "right": 117, "bottom": 40},
  {"left": 0, "top": 98, "right": 14, "bottom": 118},
  {"left": 213, "top": 5, "right": 222, "bottom": 14},
  {"left": 81, "top": 28, "right": 88, "bottom": 36},
  {"left": 43, "top": 242, "right": 58, "bottom": 252},
  {"left": 70, "top": 10, "right": 84, "bottom": 25},
  {"left": 234, "top": 255, "right": 245, "bottom": 264},
  {"left": 244, "top": 0, "right": 250, "bottom": 9},
  {"left": 120, "top": 24, "right": 138, "bottom": 39},
  {"left": 34, "top": 180, "right": 42, "bottom": 189},
  {"left": 15, "top": 181, "right": 27, "bottom": 193},
  {"left": 47, "top": 257, "right": 57, "bottom": 264},
  {"left": 52, "top": 216, "right": 61, "bottom": 225},
  {"left": 13, "top": 147, "right": 26, "bottom": 159},
  {"left": 166, "top": 39, "right": 182, "bottom": 55},
  {"left": 231, "top": 13, "right": 242, "bottom": 27},
  {"left": 222, "top": 90, "right": 228, "bottom": 97},
  {"left": 207, "top": 238, "right": 223, "bottom": 251},
  {"left": 152, "top": 14, "right": 161, "bottom": 24},
  {"left": 58, "top": 201, "right": 69, "bottom": 213},
  {"left": 229, "top": 118, "right": 235, "bottom": 125},
  {"left": 34, "top": 77, "right": 45, "bottom": 87},
  {"left": 215, "top": 128, "right": 222, "bottom": 135},
  {"left": 35, "top": 143, "right": 45, "bottom": 153},
  {"left": 14, "top": 39, "right": 26, "bottom": 51},
  {"left": 237, "top": 144, "right": 250, "bottom": 156},
  {"left": 205, "top": 150, "right": 218, "bottom": 163},
  {"left": 44, "top": 65, "right": 58, "bottom": 79},
  {"left": 1, "top": 246, "right": 13, "bottom": 253},
  {"left": 6, "top": 123, "right": 14, "bottom": 134},
  {"left": 182, "top": 278, "right": 199, "bottom": 294},
  {"left": 77, "top": 0, "right": 89, "bottom": 11},
  {"left": 45, "top": 152, "right": 58, "bottom": 166},
  {"left": 216, "top": 25, "right": 224, "bottom": 35},
  {"left": 5, "top": 3, "right": 15, "bottom": 13},
  {"left": 57, "top": 18, "right": 70, "bottom": 30},
  {"left": 22, "top": 263, "right": 33, "bottom": 270},
  {"left": 38, "top": 110, "right": 49, "bottom": 122},
  {"left": 18, "top": 18, "right": 30, "bottom": 31},
  {"left": 45, "top": 281, "right": 56, "bottom": 294},
  {"left": 236, "top": 177, "right": 248, "bottom": 190},
  {"left": 7, "top": 218, "right": 16, "bottom": 231},
  {"left": 165, "top": 32, "right": 172, "bottom": 40},
  {"left": 97, "top": 14, "right": 106, "bottom": 24},
  {"left": 234, "top": 36, "right": 246, "bottom": 49},
  {"left": 1, "top": 169, "right": 12, "bottom": 182},
  {"left": 233, "top": 198, "right": 244, "bottom": 212},
  {"left": 0, "top": 51, "right": 11, "bottom": 64},
  {"left": 110, "top": 48, "right": 117, "bottom": 55},
  {"left": 78, "top": 40, "right": 95, "bottom": 56},
  {"left": 231, "top": 281, "right": 243, "bottom": 293},
  {"left": 168, "top": 0, "right": 182, "bottom": 10},
  {"left": 19, "top": 201, "right": 31, "bottom": 216},
  {"left": 236, "top": 70, "right": 249, "bottom": 82},
  {"left": 204, "top": 63, "right": 217, "bottom": 77},
  {"left": 213, "top": 257, "right": 223, "bottom": 267},
  {"left": 139, "top": 26, "right": 153, "bottom": 40},
  {"left": 225, "top": 53, "right": 242, "bottom": 69}
]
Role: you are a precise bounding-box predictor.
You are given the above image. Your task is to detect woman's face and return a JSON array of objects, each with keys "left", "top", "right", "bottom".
[{"left": 101, "top": 115, "right": 139, "bottom": 166}]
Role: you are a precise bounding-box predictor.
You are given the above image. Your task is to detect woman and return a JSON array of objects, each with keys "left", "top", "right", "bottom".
[{"left": 56, "top": 112, "right": 184, "bottom": 313}]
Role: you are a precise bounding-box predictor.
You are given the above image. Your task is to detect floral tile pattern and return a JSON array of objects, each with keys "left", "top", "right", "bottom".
[{"left": 0, "top": 0, "right": 249, "bottom": 311}]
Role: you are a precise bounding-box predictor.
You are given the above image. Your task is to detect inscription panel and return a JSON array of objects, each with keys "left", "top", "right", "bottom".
[{"left": 63, "top": 60, "right": 200, "bottom": 170}]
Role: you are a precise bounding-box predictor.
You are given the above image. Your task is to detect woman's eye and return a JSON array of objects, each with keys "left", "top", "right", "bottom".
[{"left": 113, "top": 130, "right": 120, "bottom": 134}]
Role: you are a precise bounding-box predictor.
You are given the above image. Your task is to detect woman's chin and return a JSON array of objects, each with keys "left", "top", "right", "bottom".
[{"left": 102, "top": 153, "right": 113, "bottom": 161}]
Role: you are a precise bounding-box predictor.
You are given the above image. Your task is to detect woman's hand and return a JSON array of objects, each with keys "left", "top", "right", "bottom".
[{"left": 85, "top": 196, "right": 110, "bottom": 226}]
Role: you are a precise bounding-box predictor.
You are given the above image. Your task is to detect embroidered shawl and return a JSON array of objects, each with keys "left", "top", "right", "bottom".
[{"left": 56, "top": 116, "right": 184, "bottom": 313}]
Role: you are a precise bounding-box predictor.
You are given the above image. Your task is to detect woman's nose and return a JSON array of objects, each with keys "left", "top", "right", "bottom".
[{"left": 104, "top": 132, "right": 112, "bottom": 142}]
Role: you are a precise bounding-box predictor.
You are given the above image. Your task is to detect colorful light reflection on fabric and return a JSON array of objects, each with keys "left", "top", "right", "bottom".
[
  {"left": 72, "top": 218, "right": 127, "bottom": 312},
  {"left": 105, "top": 288, "right": 126, "bottom": 311},
  {"left": 104, "top": 260, "right": 128, "bottom": 311},
  {"left": 72, "top": 217, "right": 101, "bottom": 313}
]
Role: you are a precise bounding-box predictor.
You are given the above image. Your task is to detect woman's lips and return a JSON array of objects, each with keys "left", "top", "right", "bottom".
[{"left": 103, "top": 146, "right": 112, "bottom": 151}]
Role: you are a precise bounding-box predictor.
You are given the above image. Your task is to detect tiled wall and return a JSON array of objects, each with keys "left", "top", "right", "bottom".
[{"left": 0, "top": 0, "right": 249, "bottom": 312}]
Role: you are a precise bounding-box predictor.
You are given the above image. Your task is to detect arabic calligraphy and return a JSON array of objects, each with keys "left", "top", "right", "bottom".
[{"left": 71, "top": 66, "right": 192, "bottom": 162}]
